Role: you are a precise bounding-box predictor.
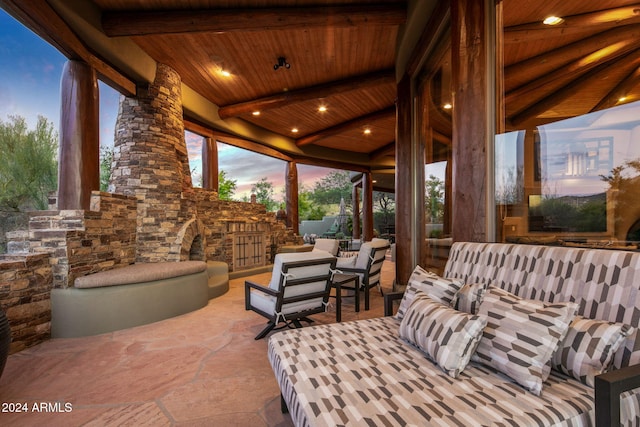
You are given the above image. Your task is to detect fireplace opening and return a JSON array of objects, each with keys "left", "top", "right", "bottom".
[{"left": 189, "top": 234, "right": 204, "bottom": 260}]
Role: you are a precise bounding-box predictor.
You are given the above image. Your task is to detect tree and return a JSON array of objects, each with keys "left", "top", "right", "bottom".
[
  {"left": 0, "top": 115, "right": 58, "bottom": 211},
  {"left": 99, "top": 145, "right": 114, "bottom": 192},
  {"left": 298, "top": 185, "right": 327, "bottom": 220},
  {"left": 309, "top": 170, "right": 352, "bottom": 206},
  {"left": 218, "top": 170, "right": 237, "bottom": 201},
  {"left": 252, "top": 177, "right": 279, "bottom": 211},
  {"left": 373, "top": 191, "right": 395, "bottom": 232},
  {"left": 425, "top": 174, "right": 444, "bottom": 223}
]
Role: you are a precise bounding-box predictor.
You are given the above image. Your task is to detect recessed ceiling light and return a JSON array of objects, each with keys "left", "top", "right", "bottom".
[
  {"left": 363, "top": 128, "right": 372, "bottom": 135},
  {"left": 318, "top": 106, "right": 327, "bottom": 112},
  {"left": 543, "top": 16, "right": 564, "bottom": 25},
  {"left": 619, "top": 96, "right": 628, "bottom": 103},
  {"left": 443, "top": 103, "right": 453, "bottom": 110},
  {"left": 252, "top": 111, "right": 261, "bottom": 116},
  {"left": 291, "top": 128, "right": 299, "bottom": 133}
]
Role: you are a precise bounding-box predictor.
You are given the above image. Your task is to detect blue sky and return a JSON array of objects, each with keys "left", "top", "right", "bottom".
[{"left": 0, "top": 9, "right": 341, "bottom": 202}]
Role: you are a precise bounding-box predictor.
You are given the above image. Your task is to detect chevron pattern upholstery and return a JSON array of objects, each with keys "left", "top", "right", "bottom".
[{"left": 269, "top": 242, "right": 640, "bottom": 426}]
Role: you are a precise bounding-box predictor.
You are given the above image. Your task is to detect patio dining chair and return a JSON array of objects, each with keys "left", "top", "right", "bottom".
[
  {"left": 334, "top": 238, "right": 390, "bottom": 310},
  {"left": 245, "top": 252, "right": 337, "bottom": 339}
]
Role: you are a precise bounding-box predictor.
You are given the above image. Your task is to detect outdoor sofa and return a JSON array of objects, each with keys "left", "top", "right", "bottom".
[{"left": 268, "top": 241, "right": 640, "bottom": 426}]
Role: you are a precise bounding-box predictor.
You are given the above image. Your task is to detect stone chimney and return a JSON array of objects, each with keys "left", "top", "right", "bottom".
[{"left": 110, "top": 64, "right": 194, "bottom": 262}]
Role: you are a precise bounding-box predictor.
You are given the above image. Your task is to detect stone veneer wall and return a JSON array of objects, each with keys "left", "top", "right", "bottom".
[{"left": 0, "top": 253, "right": 52, "bottom": 353}]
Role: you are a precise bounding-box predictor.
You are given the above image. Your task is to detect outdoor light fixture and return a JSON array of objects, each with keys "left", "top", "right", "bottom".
[{"left": 274, "top": 57, "right": 291, "bottom": 70}]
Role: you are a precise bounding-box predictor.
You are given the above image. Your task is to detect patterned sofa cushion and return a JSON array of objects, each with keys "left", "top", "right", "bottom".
[
  {"left": 454, "top": 282, "right": 488, "bottom": 314},
  {"left": 444, "top": 242, "right": 640, "bottom": 371},
  {"left": 472, "top": 287, "right": 577, "bottom": 395},
  {"left": 552, "top": 316, "right": 634, "bottom": 387},
  {"left": 395, "top": 265, "right": 463, "bottom": 320},
  {"left": 269, "top": 317, "right": 595, "bottom": 427},
  {"left": 399, "top": 292, "right": 487, "bottom": 378}
]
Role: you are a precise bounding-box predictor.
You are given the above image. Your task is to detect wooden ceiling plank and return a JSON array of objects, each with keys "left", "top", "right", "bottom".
[
  {"left": 505, "top": 25, "right": 640, "bottom": 89},
  {"left": 504, "top": 3, "right": 640, "bottom": 44},
  {"left": 592, "top": 58, "right": 640, "bottom": 112},
  {"left": 369, "top": 141, "right": 396, "bottom": 161},
  {"left": 102, "top": 4, "right": 407, "bottom": 37},
  {"left": 218, "top": 69, "right": 395, "bottom": 119},
  {"left": 296, "top": 106, "right": 396, "bottom": 146},
  {"left": 0, "top": 0, "right": 136, "bottom": 96},
  {"left": 510, "top": 50, "right": 640, "bottom": 126},
  {"left": 505, "top": 36, "right": 640, "bottom": 106}
]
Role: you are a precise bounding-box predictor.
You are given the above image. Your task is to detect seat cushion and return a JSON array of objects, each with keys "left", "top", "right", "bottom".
[
  {"left": 268, "top": 252, "right": 335, "bottom": 291},
  {"left": 268, "top": 317, "right": 595, "bottom": 427}
]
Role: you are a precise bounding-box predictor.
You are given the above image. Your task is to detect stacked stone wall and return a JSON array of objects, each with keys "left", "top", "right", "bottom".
[{"left": 0, "top": 253, "right": 52, "bottom": 353}]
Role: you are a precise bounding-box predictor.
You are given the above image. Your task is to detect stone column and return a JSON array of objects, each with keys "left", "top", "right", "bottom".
[
  {"left": 202, "top": 137, "right": 219, "bottom": 191},
  {"left": 110, "top": 63, "right": 191, "bottom": 262},
  {"left": 58, "top": 60, "right": 99, "bottom": 210},
  {"left": 285, "top": 161, "right": 299, "bottom": 234}
]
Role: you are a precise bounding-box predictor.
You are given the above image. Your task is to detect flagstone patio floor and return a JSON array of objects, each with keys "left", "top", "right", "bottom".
[{"left": 0, "top": 257, "right": 395, "bottom": 426}]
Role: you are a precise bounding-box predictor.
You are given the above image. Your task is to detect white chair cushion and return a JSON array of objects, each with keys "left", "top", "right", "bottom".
[
  {"left": 313, "top": 239, "right": 340, "bottom": 256},
  {"left": 268, "top": 252, "right": 335, "bottom": 291}
]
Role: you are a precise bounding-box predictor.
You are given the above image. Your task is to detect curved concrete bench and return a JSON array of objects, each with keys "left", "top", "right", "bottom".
[
  {"left": 51, "top": 261, "right": 209, "bottom": 338},
  {"left": 207, "top": 261, "right": 229, "bottom": 299}
]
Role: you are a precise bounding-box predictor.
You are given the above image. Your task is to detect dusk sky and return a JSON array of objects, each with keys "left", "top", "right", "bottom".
[{"left": 0, "top": 9, "right": 340, "bottom": 202}]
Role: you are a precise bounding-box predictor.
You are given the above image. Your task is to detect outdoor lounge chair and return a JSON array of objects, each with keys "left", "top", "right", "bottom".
[
  {"left": 335, "top": 238, "right": 390, "bottom": 310},
  {"left": 244, "top": 252, "right": 337, "bottom": 339},
  {"left": 312, "top": 238, "right": 340, "bottom": 256}
]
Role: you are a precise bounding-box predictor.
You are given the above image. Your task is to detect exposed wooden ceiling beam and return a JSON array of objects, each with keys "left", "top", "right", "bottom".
[
  {"left": 102, "top": 4, "right": 407, "bottom": 37},
  {"left": 505, "top": 37, "right": 640, "bottom": 106},
  {"left": 218, "top": 69, "right": 395, "bottom": 119},
  {"left": 510, "top": 50, "right": 640, "bottom": 126},
  {"left": 505, "top": 25, "right": 640, "bottom": 91},
  {"left": 296, "top": 106, "right": 396, "bottom": 147},
  {"left": 504, "top": 3, "right": 640, "bottom": 44},
  {"left": 0, "top": 0, "right": 136, "bottom": 95},
  {"left": 369, "top": 142, "right": 396, "bottom": 161},
  {"left": 591, "top": 58, "right": 640, "bottom": 112}
]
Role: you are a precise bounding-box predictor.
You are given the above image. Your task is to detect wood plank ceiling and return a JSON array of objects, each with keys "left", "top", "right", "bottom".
[
  {"left": 3, "top": 0, "right": 639, "bottom": 180},
  {"left": 95, "top": 0, "right": 403, "bottom": 166},
  {"left": 502, "top": 0, "right": 640, "bottom": 128}
]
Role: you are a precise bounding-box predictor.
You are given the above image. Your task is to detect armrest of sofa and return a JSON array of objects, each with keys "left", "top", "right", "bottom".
[
  {"left": 595, "top": 364, "right": 640, "bottom": 427},
  {"left": 384, "top": 291, "right": 404, "bottom": 317}
]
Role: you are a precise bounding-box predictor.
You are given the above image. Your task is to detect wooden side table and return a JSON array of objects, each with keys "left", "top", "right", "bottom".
[{"left": 331, "top": 273, "right": 359, "bottom": 323}]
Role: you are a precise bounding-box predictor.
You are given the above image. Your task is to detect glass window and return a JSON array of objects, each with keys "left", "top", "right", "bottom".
[{"left": 496, "top": 1, "right": 640, "bottom": 250}]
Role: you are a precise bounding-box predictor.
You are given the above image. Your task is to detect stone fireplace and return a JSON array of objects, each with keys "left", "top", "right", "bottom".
[{"left": 0, "top": 63, "right": 299, "bottom": 352}]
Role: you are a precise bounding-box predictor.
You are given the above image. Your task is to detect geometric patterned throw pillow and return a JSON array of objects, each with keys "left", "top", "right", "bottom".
[
  {"left": 551, "top": 316, "right": 634, "bottom": 387},
  {"left": 454, "top": 282, "right": 489, "bottom": 314},
  {"left": 472, "top": 287, "right": 578, "bottom": 395},
  {"left": 399, "top": 292, "right": 488, "bottom": 378},
  {"left": 395, "top": 265, "right": 464, "bottom": 320}
]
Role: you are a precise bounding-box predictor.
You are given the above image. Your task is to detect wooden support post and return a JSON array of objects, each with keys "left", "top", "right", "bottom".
[
  {"left": 286, "top": 161, "right": 299, "bottom": 234},
  {"left": 202, "top": 137, "right": 219, "bottom": 191},
  {"left": 395, "top": 74, "right": 414, "bottom": 286},
  {"left": 58, "top": 60, "right": 99, "bottom": 210},
  {"left": 352, "top": 184, "right": 360, "bottom": 239},
  {"left": 362, "top": 172, "right": 374, "bottom": 241},
  {"left": 451, "top": 0, "right": 489, "bottom": 242}
]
